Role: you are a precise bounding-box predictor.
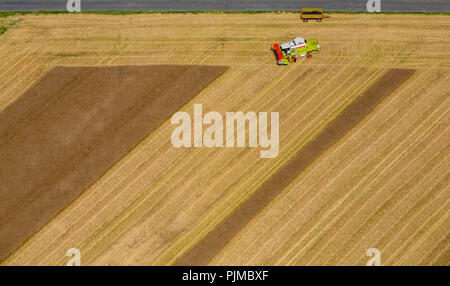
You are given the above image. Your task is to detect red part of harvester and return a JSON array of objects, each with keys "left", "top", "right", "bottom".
[{"left": 272, "top": 43, "right": 287, "bottom": 65}]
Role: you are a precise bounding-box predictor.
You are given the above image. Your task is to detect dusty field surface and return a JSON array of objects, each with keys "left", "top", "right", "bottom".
[
  {"left": 0, "top": 65, "right": 226, "bottom": 261},
  {"left": 175, "top": 69, "right": 415, "bottom": 265},
  {"left": 0, "top": 13, "right": 448, "bottom": 265}
]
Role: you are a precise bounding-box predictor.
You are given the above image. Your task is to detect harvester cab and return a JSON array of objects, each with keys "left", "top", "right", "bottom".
[
  {"left": 281, "top": 37, "right": 306, "bottom": 53},
  {"left": 272, "top": 37, "right": 320, "bottom": 65}
]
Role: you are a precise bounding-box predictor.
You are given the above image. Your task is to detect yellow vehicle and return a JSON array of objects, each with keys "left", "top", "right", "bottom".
[{"left": 300, "top": 8, "right": 324, "bottom": 22}]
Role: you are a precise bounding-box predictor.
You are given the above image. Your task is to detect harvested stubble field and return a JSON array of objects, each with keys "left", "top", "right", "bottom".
[{"left": 0, "top": 12, "right": 449, "bottom": 266}]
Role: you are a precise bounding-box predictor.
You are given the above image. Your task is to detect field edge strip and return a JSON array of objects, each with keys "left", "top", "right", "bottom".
[{"left": 1, "top": 11, "right": 450, "bottom": 18}]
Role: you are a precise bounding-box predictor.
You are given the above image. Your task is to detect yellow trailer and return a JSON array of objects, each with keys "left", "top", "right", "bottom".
[{"left": 300, "top": 8, "right": 325, "bottom": 22}]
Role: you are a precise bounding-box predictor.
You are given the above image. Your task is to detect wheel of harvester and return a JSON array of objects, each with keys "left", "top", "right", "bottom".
[
  {"left": 303, "top": 19, "right": 308, "bottom": 22},
  {"left": 317, "top": 19, "right": 322, "bottom": 23},
  {"left": 307, "top": 54, "right": 312, "bottom": 59}
]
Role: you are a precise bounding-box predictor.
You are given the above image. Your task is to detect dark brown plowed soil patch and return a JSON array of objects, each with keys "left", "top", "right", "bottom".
[
  {"left": 175, "top": 68, "right": 415, "bottom": 266},
  {"left": 0, "top": 65, "right": 227, "bottom": 261}
]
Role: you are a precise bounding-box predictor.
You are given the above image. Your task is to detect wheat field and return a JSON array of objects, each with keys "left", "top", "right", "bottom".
[{"left": 0, "top": 12, "right": 448, "bottom": 265}]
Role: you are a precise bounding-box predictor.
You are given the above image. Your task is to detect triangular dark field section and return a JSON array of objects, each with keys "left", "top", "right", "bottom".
[{"left": 0, "top": 65, "right": 227, "bottom": 261}]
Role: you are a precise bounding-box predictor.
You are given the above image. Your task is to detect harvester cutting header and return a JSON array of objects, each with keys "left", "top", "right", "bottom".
[{"left": 272, "top": 37, "right": 320, "bottom": 65}]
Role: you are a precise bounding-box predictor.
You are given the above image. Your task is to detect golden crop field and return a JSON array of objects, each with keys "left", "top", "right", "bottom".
[{"left": 0, "top": 12, "right": 449, "bottom": 266}]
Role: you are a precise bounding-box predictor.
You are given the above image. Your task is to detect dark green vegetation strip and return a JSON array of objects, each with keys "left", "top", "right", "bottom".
[
  {"left": 0, "top": 19, "right": 19, "bottom": 35},
  {"left": 1, "top": 11, "right": 449, "bottom": 18},
  {"left": 174, "top": 69, "right": 415, "bottom": 266}
]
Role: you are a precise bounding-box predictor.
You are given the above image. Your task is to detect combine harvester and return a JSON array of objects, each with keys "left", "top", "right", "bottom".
[{"left": 272, "top": 37, "right": 320, "bottom": 65}]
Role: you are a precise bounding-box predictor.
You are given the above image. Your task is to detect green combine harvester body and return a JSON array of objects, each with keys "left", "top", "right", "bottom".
[
  {"left": 272, "top": 37, "right": 320, "bottom": 65},
  {"left": 290, "top": 39, "right": 320, "bottom": 58}
]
